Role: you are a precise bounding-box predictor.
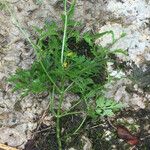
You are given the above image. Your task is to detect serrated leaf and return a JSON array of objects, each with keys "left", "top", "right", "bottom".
[
  {"left": 95, "top": 108, "right": 102, "bottom": 115},
  {"left": 83, "top": 32, "right": 93, "bottom": 46},
  {"left": 67, "top": 0, "right": 76, "bottom": 20},
  {"left": 93, "top": 30, "right": 115, "bottom": 42},
  {"left": 112, "top": 49, "right": 128, "bottom": 55},
  {"left": 96, "top": 98, "right": 105, "bottom": 107},
  {"left": 103, "top": 109, "right": 114, "bottom": 116}
]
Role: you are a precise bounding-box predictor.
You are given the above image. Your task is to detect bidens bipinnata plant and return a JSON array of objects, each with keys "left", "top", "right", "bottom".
[{"left": 8, "top": 0, "right": 125, "bottom": 149}]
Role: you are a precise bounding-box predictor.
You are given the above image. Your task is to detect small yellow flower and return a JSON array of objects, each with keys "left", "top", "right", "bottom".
[
  {"left": 67, "top": 52, "right": 74, "bottom": 57},
  {"left": 63, "top": 62, "right": 68, "bottom": 68}
]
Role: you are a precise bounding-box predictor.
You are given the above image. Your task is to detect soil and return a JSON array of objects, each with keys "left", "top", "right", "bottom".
[{"left": 24, "top": 108, "right": 150, "bottom": 150}]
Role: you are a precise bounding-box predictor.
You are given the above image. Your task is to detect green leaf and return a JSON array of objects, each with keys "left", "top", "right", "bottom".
[
  {"left": 112, "top": 49, "right": 128, "bottom": 55},
  {"left": 93, "top": 30, "right": 115, "bottom": 42},
  {"left": 96, "top": 97, "right": 105, "bottom": 107},
  {"left": 103, "top": 109, "right": 114, "bottom": 116},
  {"left": 95, "top": 108, "right": 102, "bottom": 115},
  {"left": 87, "top": 107, "right": 98, "bottom": 119},
  {"left": 120, "top": 32, "right": 126, "bottom": 38},
  {"left": 95, "top": 97, "right": 123, "bottom": 117},
  {"left": 83, "top": 32, "right": 93, "bottom": 46},
  {"left": 67, "top": 0, "right": 76, "bottom": 20}
]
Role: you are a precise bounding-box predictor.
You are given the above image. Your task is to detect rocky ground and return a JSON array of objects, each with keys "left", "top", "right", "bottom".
[{"left": 0, "top": 0, "right": 150, "bottom": 149}]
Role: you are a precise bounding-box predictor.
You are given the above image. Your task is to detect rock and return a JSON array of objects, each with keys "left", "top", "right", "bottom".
[
  {"left": 81, "top": 135, "right": 92, "bottom": 150},
  {"left": 0, "top": 127, "right": 27, "bottom": 148}
]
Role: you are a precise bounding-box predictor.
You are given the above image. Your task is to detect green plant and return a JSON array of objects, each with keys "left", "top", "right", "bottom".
[
  {"left": 34, "top": 0, "right": 43, "bottom": 5},
  {"left": 0, "top": 0, "right": 7, "bottom": 10},
  {"left": 8, "top": 0, "right": 125, "bottom": 149},
  {"left": 95, "top": 97, "right": 123, "bottom": 116}
]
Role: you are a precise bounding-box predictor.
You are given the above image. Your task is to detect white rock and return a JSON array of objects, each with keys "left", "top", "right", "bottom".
[{"left": 0, "top": 127, "right": 27, "bottom": 147}]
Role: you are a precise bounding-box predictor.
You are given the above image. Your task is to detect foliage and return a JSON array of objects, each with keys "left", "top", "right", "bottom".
[
  {"left": 34, "top": 0, "right": 43, "bottom": 5},
  {"left": 0, "top": 0, "right": 7, "bottom": 10},
  {"left": 8, "top": 0, "right": 125, "bottom": 149},
  {"left": 95, "top": 97, "right": 123, "bottom": 116}
]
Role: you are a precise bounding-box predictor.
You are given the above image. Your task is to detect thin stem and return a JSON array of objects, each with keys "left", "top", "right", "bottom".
[
  {"left": 61, "top": 0, "right": 68, "bottom": 64},
  {"left": 39, "top": 61, "right": 61, "bottom": 93},
  {"left": 56, "top": 76, "right": 65, "bottom": 150},
  {"left": 60, "top": 111, "right": 83, "bottom": 117},
  {"left": 56, "top": 92, "right": 64, "bottom": 150},
  {"left": 63, "top": 99, "right": 82, "bottom": 114},
  {"left": 72, "top": 116, "right": 87, "bottom": 135},
  {"left": 56, "top": 0, "right": 69, "bottom": 144},
  {"left": 64, "top": 82, "right": 74, "bottom": 92},
  {"left": 56, "top": 115, "right": 62, "bottom": 150},
  {"left": 50, "top": 86, "right": 56, "bottom": 115}
]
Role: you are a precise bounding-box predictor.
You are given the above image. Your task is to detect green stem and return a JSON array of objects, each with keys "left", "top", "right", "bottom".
[
  {"left": 39, "top": 61, "right": 61, "bottom": 93},
  {"left": 56, "top": 93, "right": 64, "bottom": 150},
  {"left": 64, "top": 82, "right": 74, "bottom": 92},
  {"left": 56, "top": 115, "right": 62, "bottom": 150},
  {"left": 72, "top": 116, "right": 87, "bottom": 135},
  {"left": 63, "top": 99, "right": 82, "bottom": 114},
  {"left": 50, "top": 86, "right": 56, "bottom": 115},
  {"left": 56, "top": 78, "right": 65, "bottom": 150},
  {"left": 61, "top": 0, "right": 68, "bottom": 64},
  {"left": 60, "top": 111, "right": 83, "bottom": 117}
]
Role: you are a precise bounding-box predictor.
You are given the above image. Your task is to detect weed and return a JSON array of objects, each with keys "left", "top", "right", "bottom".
[
  {"left": 95, "top": 97, "right": 123, "bottom": 116},
  {"left": 0, "top": 0, "right": 7, "bottom": 10},
  {"left": 34, "top": 0, "right": 43, "bottom": 5},
  {"left": 8, "top": 0, "right": 125, "bottom": 149}
]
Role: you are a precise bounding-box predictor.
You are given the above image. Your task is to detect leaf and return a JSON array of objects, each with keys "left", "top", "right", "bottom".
[
  {"left": 95, "top": 108, "right": 102, "bottom": 115},
  {"left": 95, "top": 97, "right": 123, "bottom": 116},
  {"left": 96, "top": 97, "right": 105, "bottom": 107},
  {"left": 67, "top": 0, "right": 76, "bottom": 20},
  {"left": 83, "top": 32, "right": 93, "bottom": 46},
  {"left": 103, "top": 109, "right": 114, "bottom": 116},
  {"left": 87, "top": 107, "right": 98, "bottom": 119},
  {"left": 112, "top": 49, "right": 128, "bottom": 55},
  {"left": 120, "top": 32, "right": 126, "bottom": 38},
  {"left": 116, "top": 125, "right": 139, "bottom": 145},
  {"left": 93, "top": 30, "right": 115, "bottom": 42},
  {"left": 85, "top": 90, "right": 97, "bottom": 99},
  {"left": 105, "top": 99, "right": 113, "bottom": 107}
]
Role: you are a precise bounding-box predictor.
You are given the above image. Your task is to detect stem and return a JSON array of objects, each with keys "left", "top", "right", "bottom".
[
  {"left": 39, "top": 61, "right": 61, "bottom": 93},
  {"left": 60, "top": 111, "right": 83, "bottom": 117},
  {"left": 56, "top": 115, "right": 62, "bottom": 150},
  {"left": 63, "top": 99, "right": 82, "bottom": 114},
  {"left": 50, "top": 86, "right": 56, "bottom": 115},
  {"left": 56, "top": 93, "right": 64, "bottom": 150},
  {"left": 72, "top": 116, "right": 87, "bottom": 135},
  {"left": 64, "top": 82, "right": 74, "bottom": 92},
  {"left": 56, "top": 79, "right": 65, "bottom": 150},
  {"left": 61, "top": 0, "right": 68, "bottom": 64}
]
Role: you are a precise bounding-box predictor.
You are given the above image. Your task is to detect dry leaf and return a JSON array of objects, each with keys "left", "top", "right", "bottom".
[{"left": 116, "top": 125, "right": 139, "bottom": 145}]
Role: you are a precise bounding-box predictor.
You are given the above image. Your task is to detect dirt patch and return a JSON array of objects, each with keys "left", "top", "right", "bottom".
[{"left": 24, "top": 108, "right": 150, "bottom": 150}]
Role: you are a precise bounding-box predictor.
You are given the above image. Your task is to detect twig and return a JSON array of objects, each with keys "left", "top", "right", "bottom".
[
  {"left": 107, "top": 117, "right": 117, "bottom": 130},
  {"left": 72, "top": 116, "right": 87, "bottom": 135},
  {"left": 34, "top": 126, "right": 52, "bottom": 134}
]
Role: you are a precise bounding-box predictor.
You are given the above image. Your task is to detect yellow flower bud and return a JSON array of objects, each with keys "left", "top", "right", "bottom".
[
  {"left": 63, "top": 62, "right": 68, "bottom": 68},
  {"left": 67, "top": 52, "right": 74, "bottom": 57}
]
